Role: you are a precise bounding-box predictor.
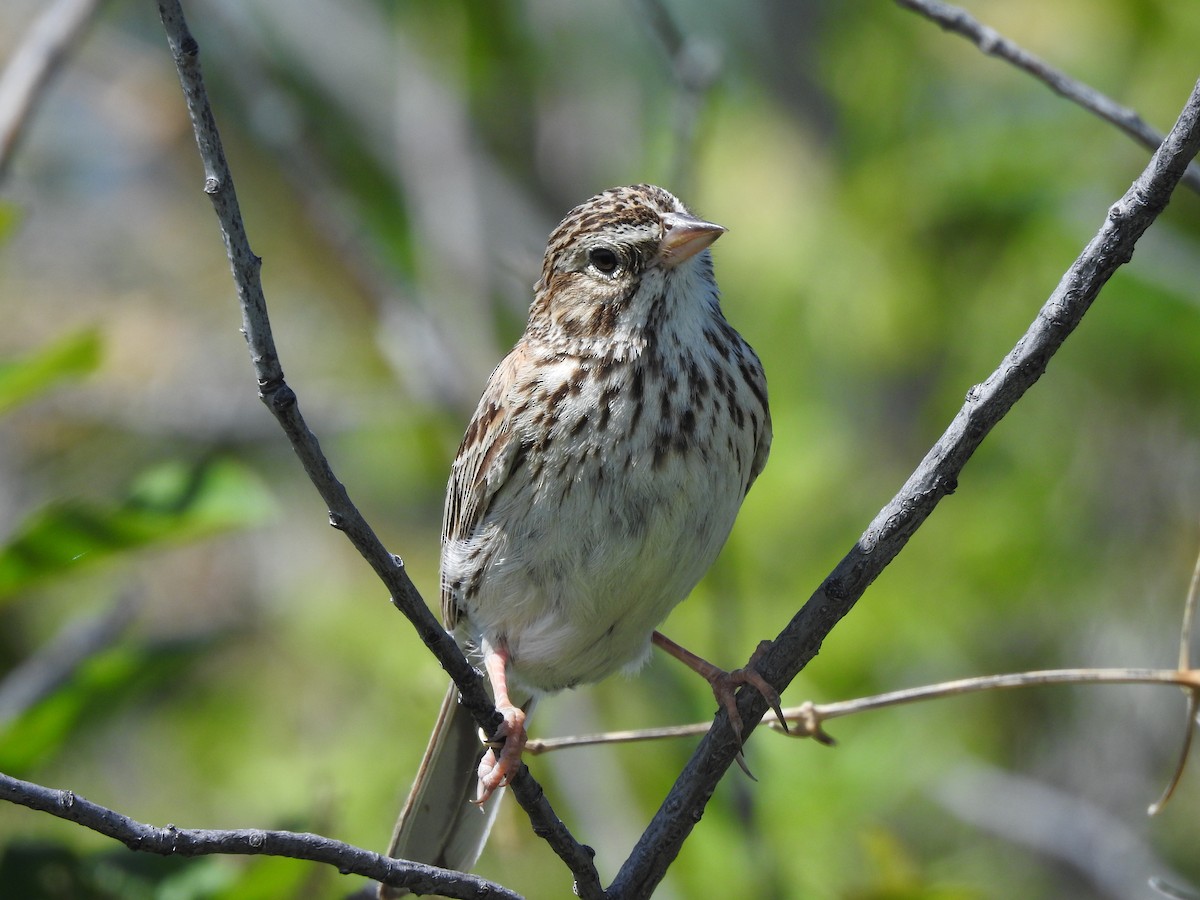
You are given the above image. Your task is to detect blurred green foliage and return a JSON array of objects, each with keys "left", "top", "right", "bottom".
[
  {"left": 0, "top": 456, "right": 276, "bottom": 604},
  {"left": 1, "top": 0, "right": 1199, "bottom": 898},
  {"left": 0, "top": 328, "right": 97, "bottom": 418}
]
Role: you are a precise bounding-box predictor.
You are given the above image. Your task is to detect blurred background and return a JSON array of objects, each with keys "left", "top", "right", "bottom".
[{"left": 1, "top": 0, "right": 1199, "bottom": 897}]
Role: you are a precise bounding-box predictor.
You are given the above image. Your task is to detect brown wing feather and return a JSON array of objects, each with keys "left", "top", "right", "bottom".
[
  {"left": 440, "top": 348, "right": 527, "bottom": 627},
  {"left": 747, "top": 404, "right": 772, "bottom": 494}
]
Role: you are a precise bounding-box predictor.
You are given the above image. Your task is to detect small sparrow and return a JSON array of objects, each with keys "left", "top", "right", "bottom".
[{"left": 382, "top": 184, "right": 774, "bottom": 894}]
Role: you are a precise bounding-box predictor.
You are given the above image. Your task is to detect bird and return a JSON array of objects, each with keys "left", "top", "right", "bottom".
[{"left": 381, "top": 184, "right": 774, "bottom": 896}]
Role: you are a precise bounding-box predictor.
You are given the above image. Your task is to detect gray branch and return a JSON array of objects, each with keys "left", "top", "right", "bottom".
[
  {"left": 153, "top": 0, "right": 470, "bottom": 716},
  {"left": 610, "top": 76, "right": 1200, "bottom": 899},
  {"left": 153, "top": 1, "right": 602, "bottom": 896},
  {"left": 0, "top": 771, "right": 518, "bottom": 900},
  {"left": 0, "top": 0, "right": 106, "bottom": 180},
  {"left": 894, "top": 0, "right": 1200, "bottom": 195}
]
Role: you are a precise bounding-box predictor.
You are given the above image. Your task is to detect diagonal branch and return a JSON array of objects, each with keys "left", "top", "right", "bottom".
[
  {"left": 153, "top": 0, "right": 466, "bottom": 711},
  {"left": 0, "top": 0, "right": 107, "bottom": 180},
  {"left": 152, "top": 1, "right": 601, "bottom": 895},
  {"left": 894, "top": 0, "right": 1200, "bottom": 195},
  {"left": 610, "top": 76, "right": 1200, "bottom": 899},
  {"left": 0, "top": 771, "right": 518, "bottom": 900}
]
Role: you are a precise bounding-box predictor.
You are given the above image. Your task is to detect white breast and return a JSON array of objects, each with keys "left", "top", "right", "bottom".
[{"left": 443, "top": 326, "right": 764, "bottom": 695}]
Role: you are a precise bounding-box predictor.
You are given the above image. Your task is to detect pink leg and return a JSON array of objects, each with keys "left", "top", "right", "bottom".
[
  {"left": 474, "top": 643, "right": 527, "bottom": 805},
  {"left": 652, "top": 631, "right": 786, "bottom": 740}
]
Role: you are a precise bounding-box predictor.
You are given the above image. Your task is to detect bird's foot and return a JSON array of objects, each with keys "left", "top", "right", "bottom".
[
  {"left": 475, "top": 704, "right": 527, "bottom": 805},
  {"left": 710, "top": 640, "right": 787, "bottom": 741}
]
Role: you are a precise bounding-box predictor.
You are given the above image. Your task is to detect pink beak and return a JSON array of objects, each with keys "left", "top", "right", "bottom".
[{"left": 658, "top": 213, "right": 726, "bottom": 268}]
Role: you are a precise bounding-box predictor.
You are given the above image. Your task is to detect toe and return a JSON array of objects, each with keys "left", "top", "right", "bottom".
[{"left": 474, "top": 705, "right": 528, "bottom": 805}]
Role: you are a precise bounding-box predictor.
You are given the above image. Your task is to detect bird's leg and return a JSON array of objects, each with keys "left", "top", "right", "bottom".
[
  {"left": 475, "top": 642, "right": 527, "bottom": 804},
  {"left": 652, "top": 631, "right": 787, "bottom": 740}
]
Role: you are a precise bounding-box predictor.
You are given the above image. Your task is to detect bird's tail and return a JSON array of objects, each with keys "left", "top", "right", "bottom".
[{"left": 379, "top": 683, "right": 535, "bottom": 898}]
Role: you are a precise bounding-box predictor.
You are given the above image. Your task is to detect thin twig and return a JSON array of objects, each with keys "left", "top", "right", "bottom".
[
  {"left": 1151, "top": 875, "right": 1200, "bottom": 900},
  {"left": 0, "top": 772, "right": 518, "bottom": 900},
  {"left": 527, "top": 667, "right": 1200, "bottom": 753},
  {"left": 1179, "top": 545, "right": 1200, "bottom": 673},
  {"left": 769, "top": 668, "right": 1200, "bottom": 741},
  {"left": 152, "top": 2, "right": 601, "bottom": 896},
  {"left": 610, "top": 77, "right": 1200, "bottom": 900},
  {"left": 894, "top": 0, "right": 1200, "bottom": 195},
  {"left": 0, "top": 0, "right": 106, "bottom": 181},
  {"left": 1149, "top": 546, "right": 1200, "bottom": 815}
]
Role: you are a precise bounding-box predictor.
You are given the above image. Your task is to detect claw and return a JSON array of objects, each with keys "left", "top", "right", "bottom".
[
  {"left": 474, "top": 643, "right": 528, "bottom": 805},
  {"left": 474, "top": 705, "right": 526, "bottom": 805},
  {"left": 727, "top": 640, "right": 788, "bottom": 735},
  {"left": 652, "top": 631, "right": 785, "bottom": 744}
]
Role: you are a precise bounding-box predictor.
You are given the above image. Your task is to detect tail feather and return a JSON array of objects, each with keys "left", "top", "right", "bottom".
[{"left": 380, "top": 684, "right": 534, "bottom": 898}]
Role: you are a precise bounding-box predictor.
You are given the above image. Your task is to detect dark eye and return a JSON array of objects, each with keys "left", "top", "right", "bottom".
[{"left": 588, "top": 246, "right": 621, "bottom": 275}]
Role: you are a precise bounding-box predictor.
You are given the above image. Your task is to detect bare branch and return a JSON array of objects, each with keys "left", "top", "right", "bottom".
[
  {"left": 152, "top": 1, "right": 600, "bottom": 894},
  {"left": 610, "top": 77, "right": 1200, "bottom": 899},
  {"left": 527, "top": 666, "right": 1200, "bottom": 754},
  {"left": 154, "top": 0, "right": 479, "bottom": 724},
  {"left": 1178, "top": 543, "right": 1200, "bottom": 673},
  {"left": 894, "top": 0, "right": 1200, "bottom": 195},
  {"left": 769, "top": 668, "right": 1200, "bottom": 738},
  {"left": 1151, "top": 876, "right": 1200, "bottom": 900},
  {"left": 0, "top": 771, "right": 518, "bottom": 900},
  {"left": 1149, "top": 546, "right": 1200, "bottom": 815},
  {"left": 0, "top": 0, "right": 106, "bottom": 180}
]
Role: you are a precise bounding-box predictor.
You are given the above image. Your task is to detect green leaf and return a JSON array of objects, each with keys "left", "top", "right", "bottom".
[
  {"left": 0, "top": 457, "right": 277, "bottom": 603},
  {"left": 0, "top": 329, "right": 102, "bottom": 416}
]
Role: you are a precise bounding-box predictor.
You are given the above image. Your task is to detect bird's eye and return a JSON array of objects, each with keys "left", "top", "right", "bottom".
[{"left": 588, "top": 247, "right": 621, "bottom": 276}]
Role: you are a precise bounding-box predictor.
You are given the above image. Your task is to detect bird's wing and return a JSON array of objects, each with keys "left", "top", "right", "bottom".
[
  {"left": 747, "top": 402, "right": 772, "bottom": 494},
  {"left": 440, "top": 347, "right": 527, "bottom": 628},
  {"left": 742, "top": 341, "right": 772, "bottom": 495}
]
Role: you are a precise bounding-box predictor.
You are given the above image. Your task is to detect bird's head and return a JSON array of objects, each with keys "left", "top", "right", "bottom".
[{"left": 527, "top": 184, "right": 726, "bottom": 354}]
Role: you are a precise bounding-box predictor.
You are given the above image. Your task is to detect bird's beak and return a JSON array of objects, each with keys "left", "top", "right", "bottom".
[{"left": 658, "top": 214, "right": 726, "bottom": 268}]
